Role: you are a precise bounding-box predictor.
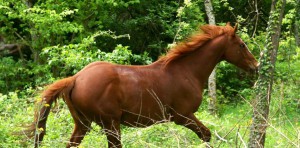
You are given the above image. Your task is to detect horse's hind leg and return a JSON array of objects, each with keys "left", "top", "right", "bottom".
[
  {"left": 67, "top": 118, "right": 91, "bottom": 148},
  {"left": 99, "top": 118, "right": 121, "bottom": 148},
  {"left": 174, "top": 113, "right": 211, "bottom": 142}
]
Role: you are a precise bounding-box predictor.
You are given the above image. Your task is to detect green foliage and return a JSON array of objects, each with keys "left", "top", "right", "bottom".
[
  {"left": 0, "top": 0, "right": 83, "bottom": 51},
  {"left": 216, "top": 62, "right": 256, "bottom": 104},
  {"left": 0, "top": 89, "right": 37, "bottom": 147},
  {"left": 0, "top": 58, "right": 52, "bottom": 94},
  {"left": 277, "top": 37, "right": 299, "bottom": 62},
  {"left": 274, "top": 50, "right": 300, "bottom": 108},
  {"left": 42, "top": 31, "right": 152, "bottom": 76}
]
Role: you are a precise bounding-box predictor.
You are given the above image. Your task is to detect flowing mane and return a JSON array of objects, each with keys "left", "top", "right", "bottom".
[{"left": 159, "top": 24, "right": 235, "bottom": 64}]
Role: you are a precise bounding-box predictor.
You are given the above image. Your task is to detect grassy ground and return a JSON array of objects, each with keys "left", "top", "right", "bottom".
[{"left": 0, "top": 82, "right": 299, "bottom": 148}]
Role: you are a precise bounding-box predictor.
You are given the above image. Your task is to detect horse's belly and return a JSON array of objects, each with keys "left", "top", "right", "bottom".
[{"left": 120, "top": 109, "right": 171, "bottom": 127}]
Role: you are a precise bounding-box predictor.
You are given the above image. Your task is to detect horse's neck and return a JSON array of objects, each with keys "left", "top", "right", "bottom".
[{"left": 169, "top": 36, "right": 226, "bottom": 84}]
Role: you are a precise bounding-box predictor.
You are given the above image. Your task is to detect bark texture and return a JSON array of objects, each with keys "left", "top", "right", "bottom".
[
  {"left": 294, "top": 0, "right": 300, "bottom": 47},
  {"left": 248, "top": 0, "right": 286, "bottom": 147},
  {"left": 25, "top": 0, "right": 40, "bottom": 63},
  {"left": 204, "top": 0, "right": 217, "bottom": 116}
]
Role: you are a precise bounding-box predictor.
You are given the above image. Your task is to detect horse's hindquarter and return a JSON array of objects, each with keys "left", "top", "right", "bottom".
[{"left": 71, "top": 62, "right": 123, "bottom": 120}]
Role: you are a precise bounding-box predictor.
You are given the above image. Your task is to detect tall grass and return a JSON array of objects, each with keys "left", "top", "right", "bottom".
[{"left": 0, "top": 80, "right": 299, "bottom": 148}]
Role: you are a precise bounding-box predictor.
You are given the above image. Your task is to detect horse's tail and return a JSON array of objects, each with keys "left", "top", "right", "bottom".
[{"left": 24, "top": 76, "right": 76, "bottom": 147}]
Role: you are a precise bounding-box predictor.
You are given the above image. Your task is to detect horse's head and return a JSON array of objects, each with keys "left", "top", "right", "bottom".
[{"left": 222, "top": 23, "right": 259, "bottom": 73}]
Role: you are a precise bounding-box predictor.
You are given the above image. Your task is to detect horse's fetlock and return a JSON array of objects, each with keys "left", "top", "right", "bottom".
[{"left": 203, "top": 131, "right": 211, "bottom": 142}]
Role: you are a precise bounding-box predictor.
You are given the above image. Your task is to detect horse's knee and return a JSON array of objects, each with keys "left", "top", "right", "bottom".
[
  {"left": 172, "top": 114, "right": 211, "bottom": 142},
  {"left": 172, "top": 114, "right": 191, "bottom": 125},
  {"left": 173, "top": 118, "right": 186, "bottom": 125}
]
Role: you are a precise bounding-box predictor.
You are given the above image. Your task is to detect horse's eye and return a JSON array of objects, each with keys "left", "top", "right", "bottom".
[{"left": 240, "top": 44, "right": 245, "bottom": 48}]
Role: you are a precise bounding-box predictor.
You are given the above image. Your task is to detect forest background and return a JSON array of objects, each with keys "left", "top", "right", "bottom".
[{"left": 0, "top": 0, "right": 299, "bottom": 147}]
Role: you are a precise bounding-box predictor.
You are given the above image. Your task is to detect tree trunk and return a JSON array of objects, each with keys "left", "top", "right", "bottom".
[
  {"left": 204, "top": 0, "right": 217, "bottom": 116},
  {"left": 248, "top": 0, "right": 286, "bottom": 147},
  {"left": 295, "top": 23, "right": 300, "bottom": 47},
  {"left": 294, "top": 0, "right": 300, "bottom": 47},
  {"left": 25, "top": 0, "right": 40, "bottom": 63}
]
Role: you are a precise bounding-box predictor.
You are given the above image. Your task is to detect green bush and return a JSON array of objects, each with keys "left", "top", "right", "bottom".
[
  {"left": 0, "top": 58, "right": 52, "bottom": 94},
  {"left": 42, "top": 31, "right": 152, "bottom": 77},
  {"left": 216, "top": 62, "right": 257, "bottom": 105}
]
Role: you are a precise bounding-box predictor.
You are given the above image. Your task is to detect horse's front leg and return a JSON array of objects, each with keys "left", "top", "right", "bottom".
[{"left": 174, "top": 113, "right": 211, "bottom": 142}]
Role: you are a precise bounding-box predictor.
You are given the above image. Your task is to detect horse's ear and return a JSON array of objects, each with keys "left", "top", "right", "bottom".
[
  {"left": 226, "top": 22, "right": 231, "bottom": 27},
  {"left": 233, "top": 23, "right": 238, "bottom": 34}
]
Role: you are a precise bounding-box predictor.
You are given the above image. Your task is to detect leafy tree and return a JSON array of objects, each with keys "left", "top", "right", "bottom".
[
  {"left": 248, "top": 0, "right": 286, "bottom": 147},
  {"left": 204, "top": 0, "right": 217, "bottom": 116}
]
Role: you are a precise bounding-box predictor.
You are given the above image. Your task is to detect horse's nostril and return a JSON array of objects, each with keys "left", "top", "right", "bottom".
[
  {"left": 249, "top": 63, "right": 256, "bottom": 70},
  {"left": 256, "top": 62, "right": 260, "bottom": 67},
  {"left": 248, "top": 62, "right": 259, "bottom": 74}
]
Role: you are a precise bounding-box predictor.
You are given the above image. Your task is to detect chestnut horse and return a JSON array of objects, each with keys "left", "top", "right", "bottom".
[{"left": 25, "top": 23, "right": 258, "bottom": 147}]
